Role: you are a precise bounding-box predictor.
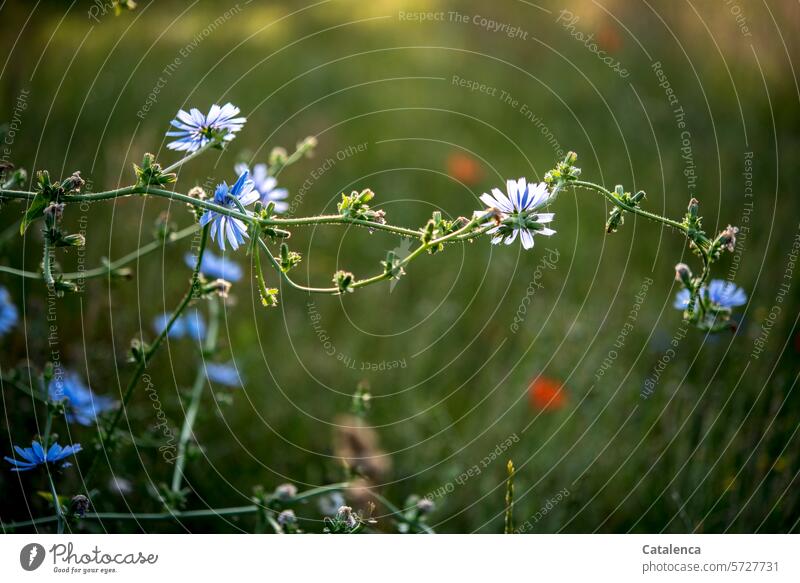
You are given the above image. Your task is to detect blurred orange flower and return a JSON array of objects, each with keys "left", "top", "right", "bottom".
[
  {"left": 446, "top": 152, "right": 482, "bottom": 185},
  {"left": 528, "top": 376, "right": 567, "bottom": 411},
  {"left": 597, "top": 23, "right": 623, "bottom": 54}
]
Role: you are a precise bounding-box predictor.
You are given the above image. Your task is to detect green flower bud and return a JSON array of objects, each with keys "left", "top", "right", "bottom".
[
  {"left": 333, "top": 270, "right": 354, "bottom": 294},
  {"left": 58, "top": 233, "right": 86, "bottom": 247},
  {"left": 268, "top": 147, "right": 288, "bottom": 167},
  {"left": 687, "top": 198, "right": 699, "bottom": 218}
]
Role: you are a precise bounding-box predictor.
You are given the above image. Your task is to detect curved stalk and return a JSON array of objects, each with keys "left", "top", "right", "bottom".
[
  {"left": 0, "top": 224, "right": 199, "bottom": 282},
  {"left": 1, "top": 482, "right": 350, "bottom": 531}
]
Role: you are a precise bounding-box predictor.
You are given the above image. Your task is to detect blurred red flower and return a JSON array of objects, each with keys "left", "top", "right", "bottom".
[
  {"left": 446, "top": 152, "right": 482, "bottom": 185},
  {"left": 528, "top": 376, "right": 567, "bottom": 411},
  {"left": 597, "top": 23, "right": 622, "bottom": 54}
]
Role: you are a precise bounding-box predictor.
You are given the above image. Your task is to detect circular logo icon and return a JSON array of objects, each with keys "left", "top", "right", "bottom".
[{"left": 19, "top": 543, "right": 46, "bottom": 571}]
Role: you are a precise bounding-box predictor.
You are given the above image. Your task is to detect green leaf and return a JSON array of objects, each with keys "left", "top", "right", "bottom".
[{"left": 19, "top": 191, "right": 48, "bottom": 235}]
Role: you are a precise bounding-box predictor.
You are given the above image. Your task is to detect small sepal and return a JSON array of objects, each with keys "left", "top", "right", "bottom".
[{"left": 134, "top": 153, "right": 176, "bottom": 188}]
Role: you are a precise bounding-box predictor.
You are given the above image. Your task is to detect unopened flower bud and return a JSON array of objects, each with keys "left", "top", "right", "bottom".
[
  {"left": 674, "top": 263, "right": 693, "bottom": 287},
  {"left": 687, "top": 198, "right": 699, "bottom": 219},
  {"left": 44, "top": 202, "right": 65, "bottom": 224},
  {"left": 277, "top": 509, "right": 297, "bottom": 527},
  {"left": 333, "top": 270, "right": 354, "bottom": 294},
  {"left": 206, "top": 278, "right": 232, "bottom": 298},
  {"left": 336, "top": 505, "right": 358, "bottom": 529},
  {"left": 111, "top": 267, "right": 133, "bottom": 280},
  {"left": 565, "top": 151, "right": 578, "bottom": 165},
  {"left": 273, "top": 483, "right": 298, "bottom": 501},
  {"left": 718, "top": 225, "right": 738, "bottom": 252},
  {"left": 59, "top": 233, "right": 86, "bottom": 247},
  {"left": 53, "top": 280, "right": 78, "bottom": 294},
  {"left": 188, "top": 186, "right": 207, "bottom": 200},
  {"left": 416, "top": 497, "right": 435, "bottom": 515},
  {"left": 269, "top": 147, "right": 288, "bottom": 167},
  {"left": 70, "top": 494, "right": 90, "bottom": 518},
  {"left": 61, "top": 171, "right": 85, "bottom": 193},
  {"left": 299, "top": 135, "right": 318, "bottom": 156}
]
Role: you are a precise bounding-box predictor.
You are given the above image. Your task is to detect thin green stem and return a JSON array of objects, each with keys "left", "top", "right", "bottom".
[
  {"left": 40, "top": 408, "right": 65, "bottom": 533},
  {"left": 2, "top": 185, "right": 422, "bottom": 240},
  {"left": 42, "top": 233, "right": 55, "bottom": 288},
  {"left": 0, "top": 224, "right": 199, "bottom": 282},
  {"left": 257, "top": 211, "right": 488, "bottom": 296},
  {"left": 571, "top": 179, "right": 688, "bottom": 232},
  {"left": 83, "top": 225, "right": 210, "bottom": 488},
  {"left": 162, "top": 141, "right": 216, "bottom": 174},
  {"left": 1, "top": 482, "right": 350, "bottom": 530},
  {"left": 47, "top": 471, "right": 65, "bottom": 534},
  {"left": 170, "top": 297, "right": 220, "bottom": 493}
]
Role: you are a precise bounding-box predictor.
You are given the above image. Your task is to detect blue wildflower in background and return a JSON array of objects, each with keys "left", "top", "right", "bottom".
[
  {"left": 205, "top": 362, "right": 241, "bottom": 387},
  {"left": 200, "top": 170, "right": 258, "bottom": 251},
  {"left": 235, "top": 163, "right": 289, "bottom": 213},
  {"left": 674, "top": 279, "right": 748, "bottom": 312},
  {"left": 479, "top": 179, "right": 555, "bottom": 249},
  {"left": 0, "top": 286, "right": 19, "bottom": 337},
  {"left": 166, "top": 103, "right": 246, "bottom": 152},
  {"left": 153, "top": 310, "right": 207, "bottom": 341},
  {"left": 4, "top": 441, "right": 82, "bottom": 471},
  {"left": 49, "top": 373, "right": 116, "bottom": 426},
  {"left": 185, "top": 250, "right": 243, "bottom": 282}
]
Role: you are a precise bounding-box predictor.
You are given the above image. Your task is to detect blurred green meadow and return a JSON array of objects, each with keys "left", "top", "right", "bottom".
[{"left": 1, "top": 0, "right": 799, "bottom": 532}]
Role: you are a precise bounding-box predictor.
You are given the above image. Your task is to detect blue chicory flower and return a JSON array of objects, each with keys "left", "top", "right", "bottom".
[
  {"left": 234, "top": 163, "right": 289, "bottom": 213},
  {"left": 205, "top": 361, "right": 241, "bottom": 387},
  {"left": 4, "top": 441, "right": 82, "bottom": 471},
  {"left": 0, "top": 286, "right": 19, "bottom": 337},
  {"left": 200, "top": 170, "right": 258, "bottom": 251},
  {"left": 185, "top": 250, "right": 243, "bottom": 282},
  {"left": 152, "top": 310, "right": 206, "bottom": 341},
  {"left": 479, "top": 179, "right": 555, "bottom": 249},
  {"left": 166, "top": 103, "right": 246, "bottom": 152},
  {"left": 49, "top": 373, "right": 116, "bottom": 426},
  {"left": 674, "top": 279, "right": 747, "bottom": 312}
]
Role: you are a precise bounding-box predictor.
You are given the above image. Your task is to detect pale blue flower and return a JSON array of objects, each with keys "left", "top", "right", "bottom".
[
  {"left": 234, "top": 163, "right": 289, "bottom": 213},
  {"left": 674, "top": 280, "right": 747, "bottom": 311},
  {"left": 4, "top": 441, "right": 82, "bottom": 471},
  {"left": 49, "top": 373, "right": 116, "bottom": 426},
  {"left": 205, "top": 362, "right": 241, "bottom": 387},
  {"left": 200, "top": 170, "right": 258, "bottom": 251},
  {"left": 152, "top": 310, "right": 206, "bottom": 341},
  {"left": 479, "top": 179, "right": 555, "bottom": 249},
  {"left": 166, "top": 103, "right": 246, "bottom": 152},
  {"left": 0, "top": 286, "right": 19, "bottom": 336},
  {"left": 185, "top": 250, "right": 243, "bottom": 282}
]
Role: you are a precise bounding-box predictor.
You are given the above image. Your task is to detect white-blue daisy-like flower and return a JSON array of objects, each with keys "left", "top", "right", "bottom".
[
  {"left": 166, "top": 103, "right": 246, "bottom": 152},
  {"left": 205, "top": 361, "right": 241, "bottom": 387},
  {"left": 234, "top": 163, "right": 289, "bottom": 213},
  {"left": 0, "top": 286, "right": 19, "bottom": 337},
  {"left": 185, "top": 250, "right": 243, "bottom": 282},
  {"left": 4, "top": 441, "right": 82, "bottom": 472},
  {"left": 48, "top": 373, "right": 116, "bottom": 426},
  {"left": 674, "top": 279, "right": 747, "bottom": 311},
  {"left": 200, "top": 170, "right": 258, "bottom": 251},
  {"left": 152, "top": 310, "right": 206, "bottom": 341},
  {"left": 479, "top": 178, "right": 555, "bottom": 250}
]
